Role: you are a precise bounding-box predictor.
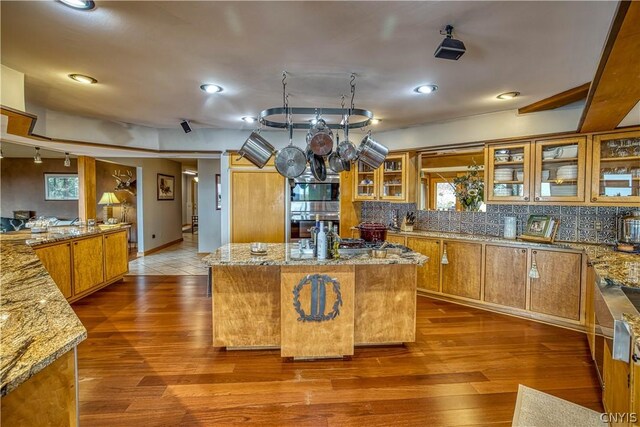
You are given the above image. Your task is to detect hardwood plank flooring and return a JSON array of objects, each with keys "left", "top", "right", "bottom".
[{"left": 72, "top": 275, "right": 603, "bottom": 426}]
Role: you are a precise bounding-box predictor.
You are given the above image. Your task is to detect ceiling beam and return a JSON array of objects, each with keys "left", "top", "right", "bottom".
[
  {"left": 518, "top": 83, "right": 591, "bottom": 115},
  {"left": 579, "top": 0, "right": 640, "bottom": 132}
]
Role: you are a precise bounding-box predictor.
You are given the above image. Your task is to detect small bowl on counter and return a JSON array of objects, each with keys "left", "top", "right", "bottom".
[
  {"left": 370, "top": 249, "right": 388, "bottom": 259},
  {"left": 250, "top": 242, "right": 268, "bottom": 255}
]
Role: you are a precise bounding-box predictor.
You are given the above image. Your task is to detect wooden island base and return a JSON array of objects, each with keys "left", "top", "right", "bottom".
[{"left": 212, "top": 264, "right": 417, "bottom": 359}]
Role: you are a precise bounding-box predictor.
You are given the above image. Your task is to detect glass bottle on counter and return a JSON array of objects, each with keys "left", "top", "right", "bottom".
[
  {"left": 332, "top": 225, "right": 340, "bottom": 259},
  {"left": 326, "top": 221, "right": 334, "bottom": 259},
  {"left": 317, "top": 222, "right": 327, "bottom": 260}
]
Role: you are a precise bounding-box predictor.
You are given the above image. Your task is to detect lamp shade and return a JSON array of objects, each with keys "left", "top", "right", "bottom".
[{"left": 98, "top": 192, "right": 120, "bottom": 205}]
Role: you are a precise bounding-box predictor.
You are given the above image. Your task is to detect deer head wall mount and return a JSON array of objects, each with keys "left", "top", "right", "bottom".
[{"left": 113, "top": 170, "right": 137, "bottom": 196}]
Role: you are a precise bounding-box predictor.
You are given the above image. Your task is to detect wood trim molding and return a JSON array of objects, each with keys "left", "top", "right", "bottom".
[
  {"left": 139, "top": 237, "right": 184, "bottom": 256},
  {"left": 0, "top": 105, "right": 222, "bottom": 156},
  {"left": 579, "top": 1, "right": 640, "bottom": 132},
  {"left": 518, "top": 83, "right": 591, "bottom": 115}
]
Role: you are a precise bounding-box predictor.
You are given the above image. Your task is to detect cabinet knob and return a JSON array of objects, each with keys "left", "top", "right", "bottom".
[
  {"left": 591, "top": 197, "right": 597, "bottom": 202},
  {"left": 535, "top": 197, "right": 540, "bottom": 201},
  {"left": 524, "top": 197, "right": 529, "bottom": 201},
  {"left": 521, "top": 249, "right": 526, "bottom": 253},
  {"left": 532, "top": 250, "right": 537, "bottom": 254},
  {"left": 74, "top": 242, "right": 78, "bottom": 245},
  {"left": 66, "top": 243, "right": 70, "bottom": 247}
]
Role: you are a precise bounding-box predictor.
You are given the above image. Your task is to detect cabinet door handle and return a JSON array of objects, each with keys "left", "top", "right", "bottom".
[{"left": 524, "top": 196, "right": 529, "bottom": 201}]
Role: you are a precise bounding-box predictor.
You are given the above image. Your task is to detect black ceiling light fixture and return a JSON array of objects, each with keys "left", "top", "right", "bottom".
[{"left": 434, "top": 25, "right": 466, "bottom": 60}]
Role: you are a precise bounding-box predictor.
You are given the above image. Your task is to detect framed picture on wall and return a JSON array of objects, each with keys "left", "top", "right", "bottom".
[
  {"left": 157, "top": 173, "right": 175, "bottom": 200},
  {"left": 44, "top": 173, "right": 79, "bottom": 200},
  {"left": 216, "top": 174, "right": 221, "bottom": 210}
]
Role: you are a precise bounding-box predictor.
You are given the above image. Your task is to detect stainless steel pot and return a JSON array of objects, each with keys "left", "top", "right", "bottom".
[
  {"left": 238, "top": 132, "right": 275, "bottom": 168},
  {"left": 618, "top": 210, "right": 640, "bottom": 244},
  {"left": 337, "top": 118, "right": 358, "bottom": 162},
  {"left": 307, "top": 119, "right": 334, "bottom": 156},
  {"left": 357, "top": 131, "right": 388, "bottom": 169}
]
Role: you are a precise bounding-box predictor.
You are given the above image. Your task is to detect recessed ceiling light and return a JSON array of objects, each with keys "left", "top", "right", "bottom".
[
  {"left": 200, "top": 84, "right": 223, "bottom": 94},
  {"left": 68, "top": 74, "right": 97, "bottom": 84},
  {"left": 241, "top": 116, "right": 256, "bottom": 123},
  {"left": 497, "top": 91, "right": 520, "bottom": 100},
  {"left": 59, "top": 0, "right": 95, "bottom": 10},
  {"left": 370, "top": 118, "right": 381, "bottom": 125},
  {"left": 414, "top": 85, "right": 438, "bottom": 94}
]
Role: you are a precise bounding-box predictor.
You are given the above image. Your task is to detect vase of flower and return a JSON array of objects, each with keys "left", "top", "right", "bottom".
[{"left": 440, "top": 164, "right": 484, "bottom": 212}]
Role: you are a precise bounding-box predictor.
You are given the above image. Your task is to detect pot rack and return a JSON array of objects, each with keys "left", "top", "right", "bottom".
[{"left": 258, "top": 72, "right": 374, "bottom": 130}]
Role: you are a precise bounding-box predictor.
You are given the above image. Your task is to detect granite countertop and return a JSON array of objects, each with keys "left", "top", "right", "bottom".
[
  {"left": 4, "top": 224, "right": 130, "bottom": 247},
  {"left": 203, "top": 243, "right": 428, "bottom": 267},
  {"left": 0, "top": 228, "right": 121, "bottom": 395},
  {"left": 387, "top": 229, "right": 640, "bottom": 289}
]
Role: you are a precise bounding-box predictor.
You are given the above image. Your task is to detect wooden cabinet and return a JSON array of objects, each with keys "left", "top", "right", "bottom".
[
  {"left": 484, "top": 245, "right": 527, "bottom": 309},
  {"left": 586, "top": 264, "right": 596, "bottom": 360},
  {"left": 441, "top": 241, "right": 482, "bottom": 300},
  {"left": 353, "top": 152, "right": 416, "bottom": 202},
  {"left": 529, "top": 249, "right": 581, "bottom": 320},
  {"left": 34, "top": 242, "right": 73, "bottom": 298},
  {"left": 591, "top": 130, "right": 640, "bottom": 204},
  {"left": 533, "top": 137, "right": 587, "bottom": 203},
  {"left": 72, "top": 235, "right": 105, "bottom": 295},
  {"left": 386, "top": 233, "right": 406, "bottom": 245},
  {"left": 604, "top": 340, "right": 631, "bottom": 423},
  {"left": 406, "top": 237, "right": 441, "bottom": 292},
  {"left": 230, "top": 170, "right": 286, "bottom": 243},
  {"left": 104, "top": 230, "right": 128, "bottom": 281},
  {"left": 486, "top": 142, "right": 532, "bottom": 202}
]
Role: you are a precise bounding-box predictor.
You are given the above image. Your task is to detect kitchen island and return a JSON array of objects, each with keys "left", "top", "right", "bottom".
[{"left": 203, "top": 243, "right": 427, "bottom": 359}]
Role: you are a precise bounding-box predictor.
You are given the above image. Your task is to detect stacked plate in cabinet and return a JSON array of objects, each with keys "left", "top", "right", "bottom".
[
  {"left": 494, "top": 168, "right": 514, "bottom": 182},
  {"left": 550, "top": 184, "right": 577, "bottom": 196},
  {"left": 556, "top": 164, "right": 578, "bottom": 180},
  {"left": 494, "top": 186, "right": 513, "bottom": 197}
]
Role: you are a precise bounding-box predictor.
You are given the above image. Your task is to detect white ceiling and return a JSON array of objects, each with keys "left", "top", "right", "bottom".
[{"left": 1, "top": 1, "right": 617, "bottom": 132}]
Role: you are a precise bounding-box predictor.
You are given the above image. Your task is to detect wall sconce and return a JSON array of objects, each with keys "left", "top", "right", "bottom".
[
  {"left": 529, "top": 250, "right": 540, "bottom": 279},
  {"left": 441, "top": 244, "right": 449, "bottom": 265},
  {"left": 34, "top": 147, "right": 42, "bottom": 164}
]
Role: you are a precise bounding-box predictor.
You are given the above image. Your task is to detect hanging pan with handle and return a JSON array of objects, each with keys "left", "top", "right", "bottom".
[
  {"left": 306, "top": 147, "right": 327, "bottom": 181},
  {"left": 307, "top": 118, "right": 334, "bottom": 156},
  {"left": 237, "top": 129, "right": 275, "bottom": 169},
  {"left": 275, "top": 123, "right": 307, "bottom": 178},
  {"left": 357, "top": 130, "right": 388, "bottom": 169},
  {"left": 328, "top": 132, "right": 350, "bottom": 173},
  {"left": 337, "top": 114, "right": 358, "bottom": 164}
]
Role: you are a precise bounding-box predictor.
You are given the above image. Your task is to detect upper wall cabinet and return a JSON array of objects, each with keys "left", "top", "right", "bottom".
[
  {"left": 591, "top": 130, "right": 640, "bottom": 204},
  {"left": 486, "top": 142, "right": 532, "bottom": 203},
  {"left": 353, "top": 152, "right": 416, "bottom": 203},
  {"left": 533, "top": 137, "right": 587, "bottom": 203}
]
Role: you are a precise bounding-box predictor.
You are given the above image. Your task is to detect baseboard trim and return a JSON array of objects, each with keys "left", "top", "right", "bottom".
[{"left": 141, "top": 238, "right": 184, "bottom": 256}]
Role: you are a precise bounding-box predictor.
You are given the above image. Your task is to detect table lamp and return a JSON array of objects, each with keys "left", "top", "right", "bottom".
[{"left": 98, "top": 192, "right": 120, "bottom": 221}]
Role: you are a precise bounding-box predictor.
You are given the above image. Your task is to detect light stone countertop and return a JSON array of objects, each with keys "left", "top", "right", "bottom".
[
  {"left": 203, "top": 243, "right": 428, "bottom": 267},
  {"left": 0, "top": 226, "right": 131, "bottom": 395},
  {"left": 387, "top": 229, "right": 640, "bottom": 289}
]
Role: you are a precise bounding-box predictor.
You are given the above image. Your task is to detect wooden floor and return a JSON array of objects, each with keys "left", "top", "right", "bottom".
[{"left": 72, "top": 275, "right": 603, "bottom": 426}]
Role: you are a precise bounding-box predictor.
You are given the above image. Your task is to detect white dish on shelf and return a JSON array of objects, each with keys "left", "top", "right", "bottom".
[{"left": 557, "top": 145, "right": 579, "bottom": 158}]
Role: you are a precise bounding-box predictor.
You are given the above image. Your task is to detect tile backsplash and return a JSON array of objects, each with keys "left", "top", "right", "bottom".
[{"left": 360, "top": 202, "right": 638, "bottom": 245}]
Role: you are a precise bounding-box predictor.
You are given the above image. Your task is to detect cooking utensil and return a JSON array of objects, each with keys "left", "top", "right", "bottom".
[
  {"left": 357, "top": 131, "right": 388, "bottom": 169},
  {"left": 337, "top": 115, "right": 358, "bottom": 162},
  {"left": 328, "top": 151, "right": 346, "bottom": 173},
  {"left": 357, "top": 222, "right": 387, "bottom": 242},
  {"left": 370, "top": 249, "right": 388, "bottom": 259},
  {"left": 309, "top": 152, "right": 327, "bottom": 181},
  {"left": 307, "top": 118, "right": 333, "bottom": 156},
  {"left": 275, "top": 125, "right": 307, "bottom": 178},
  {"left": 618, "top": 210, "right": 640, "bottom": 244},
  {"left": 238, "top": 131, "right": 275, "bottom": 168}
]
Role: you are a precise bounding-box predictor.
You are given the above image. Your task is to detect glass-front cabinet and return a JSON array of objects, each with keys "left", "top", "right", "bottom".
[
  {"left": 591, "top": 131, "right": 640, "bottom": 204},
  {"left": 533, "top": 137, "right": 586, "bottom": 203},
  {"left": 486, "top": 142, "right": 531, "bottom": 202},
  {"left": 353, "top": 152, "right": 415, "bottom": 202}
]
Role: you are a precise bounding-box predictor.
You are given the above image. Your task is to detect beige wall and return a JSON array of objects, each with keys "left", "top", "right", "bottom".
[
  {"left": 1, "top": 65, "right": 25, "bottom": 111},
  {"left": 1, "top": 158, "right": 78, "bottom": 219}
]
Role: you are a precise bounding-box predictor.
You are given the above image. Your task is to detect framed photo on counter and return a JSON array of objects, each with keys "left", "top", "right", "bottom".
[
  {"left": 524, "top": 215, "right": 551, "bottom": 237},
  {"left": 157, "top": 173, "right": 175, "bottom": 200}
]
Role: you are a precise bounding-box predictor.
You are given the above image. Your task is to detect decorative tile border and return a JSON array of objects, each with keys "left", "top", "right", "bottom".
[{"left": 360, "top": 202, "right": 637, "bottom": 245}]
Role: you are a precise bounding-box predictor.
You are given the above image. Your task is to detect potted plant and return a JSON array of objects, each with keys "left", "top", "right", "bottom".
[{"left": 441, "top": 164, "right": 484, "bottom": 211}]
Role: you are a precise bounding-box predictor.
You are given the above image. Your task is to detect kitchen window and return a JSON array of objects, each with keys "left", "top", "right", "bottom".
[{"left": 44, "top": 173, "right": 79, "bottom": 200}]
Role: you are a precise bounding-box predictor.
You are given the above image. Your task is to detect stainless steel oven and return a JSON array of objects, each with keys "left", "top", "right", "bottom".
[{"left": 287, "top": 169, "right": 340, "bottom": 242}]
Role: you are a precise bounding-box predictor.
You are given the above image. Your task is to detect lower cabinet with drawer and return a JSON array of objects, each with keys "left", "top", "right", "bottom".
[
  {"left": 34, "top": 229, "right": 129, "bottom": 302},
  {"left": 406, "top": 235, "right": 585, "bottom": 330}
]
